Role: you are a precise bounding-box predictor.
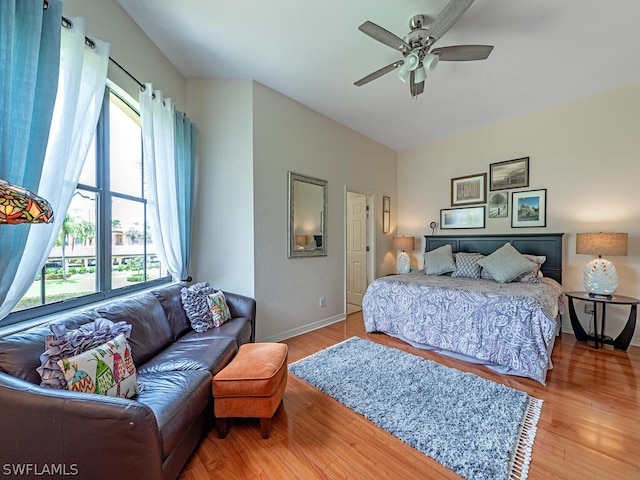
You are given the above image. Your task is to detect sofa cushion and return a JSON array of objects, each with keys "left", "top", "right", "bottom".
[
  {"left": 136, "top": 370, "right": 212, "bottom": 458},
  {"left": 0, "top": 311, "right": 99, "bottom": 384},
  {"left": 38, "top": 317, "right": 132, "bottom": 389},
  {"left": 138, "top": 337, "right": 238, "bottom": 377},
  {"left": 178, "top": 317, "right": 252, "bottom": 347},
  {"left": 97, "top": 294, "right": 173, "bottom": 366},
  {"left": 151, "top": 283, "right": 191, "bottom": 340},
  {"left": 58, "top": 333, "right": 139, "bottom": 398}
]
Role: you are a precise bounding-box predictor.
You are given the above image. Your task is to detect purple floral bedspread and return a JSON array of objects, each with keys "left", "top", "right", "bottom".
[{"left": 362, "top": 273, "right": 564, "bottom": 384}]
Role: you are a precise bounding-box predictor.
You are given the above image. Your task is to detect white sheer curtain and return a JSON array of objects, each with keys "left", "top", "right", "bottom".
[
  {"left": 140, "top": 85, "right": 186, "bottom": 281},
  {"left": 0, "top": 17, "right": 109, "bottom": 320}
]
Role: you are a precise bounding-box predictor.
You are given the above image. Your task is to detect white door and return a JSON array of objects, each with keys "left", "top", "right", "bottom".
[{"left": 347, "top": 192, "right": 368, "bottom": 310}]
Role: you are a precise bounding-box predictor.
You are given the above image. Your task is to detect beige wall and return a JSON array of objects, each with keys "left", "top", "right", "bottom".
[
  {"left": 252, "top": 83, "right": 397, "bottom": 341},
  {"left": 63, "top": 0, "right": 186, "bottom": 110},
  {"left": 398, "top": 83, "right": 640, "bottom": 345},
  {"left": 186, "top": 79, "right": 255, "bottom": 298}
]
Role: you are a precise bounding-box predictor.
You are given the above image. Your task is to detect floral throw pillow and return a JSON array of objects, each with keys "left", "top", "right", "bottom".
[
  {"left": 57, "top": 333, "right": 139, "bottom": 399},
  {"left": 206, "top": 291, "right": 231, "bottom": 327},
  {"left": 37, "top": 318, "right": 132, "bottom": 389}
]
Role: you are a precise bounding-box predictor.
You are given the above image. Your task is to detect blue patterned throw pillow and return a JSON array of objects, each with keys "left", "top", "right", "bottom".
[{"left": 451, "top": 252, "right": 484, "bottom": 279}]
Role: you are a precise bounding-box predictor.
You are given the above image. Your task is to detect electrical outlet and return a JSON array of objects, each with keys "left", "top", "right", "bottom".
[
  {"left": 319, "top": 297, "right": 325, "bottom": 307},
  {"left": 584, "top": 303, "right": 594, "bottom": 314}
]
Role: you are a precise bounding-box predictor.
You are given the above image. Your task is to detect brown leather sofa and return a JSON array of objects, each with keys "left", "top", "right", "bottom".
[{"left": 0, "top": 283, "right": 256, "bottom": 480}]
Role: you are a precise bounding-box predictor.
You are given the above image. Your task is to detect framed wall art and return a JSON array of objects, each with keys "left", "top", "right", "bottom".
[
  {"left": 440, "top": 206, "right": 486, "bottom": 229},
  {"left": 511, "top": 189, "right": 546, "bottom": 228},
  {"left": 490, "top": 157, "right": 529, "bottom": 191},
  {"left": 382, "top": 196, "right": 390, "bottom": 234},
  {"left": 451, "top": 173, "right": 487, "bottom": 206},
  {"left": 488, "top": 191, "right": 508, "bottom": 218}
]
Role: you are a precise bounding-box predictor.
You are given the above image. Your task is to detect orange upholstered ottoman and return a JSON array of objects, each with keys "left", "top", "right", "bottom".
[{"left": 212, "top": 342, "right": 288, "bottom": 439}]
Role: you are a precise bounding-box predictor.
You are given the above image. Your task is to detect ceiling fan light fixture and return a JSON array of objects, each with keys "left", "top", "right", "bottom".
[
  {"left": 414, "top": 65, "right": 426, "bottom": 83},
  {"left": 397, "top": 64, "right": 410, "bottom": 83},
  {"left": 405, "top": 52, "right": 420, "bottom": 71},
  {"left": 423, "top": 53, "right": 439, "bottom": 72},
  {"left": 397, "top": 52, "right": 420, "bottom": 83}
]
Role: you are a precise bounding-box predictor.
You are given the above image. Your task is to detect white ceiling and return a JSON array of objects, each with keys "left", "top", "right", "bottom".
[{"left": 117, "top": 0, "right": 640, "bottom": 152}]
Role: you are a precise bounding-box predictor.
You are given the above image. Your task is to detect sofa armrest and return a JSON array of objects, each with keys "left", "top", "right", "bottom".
[
  {"left": 0, "top": 372, "right": 164, "bottom": 480},
  {"left": 223, "top": 291, "right": 256, "bottom": 342}
]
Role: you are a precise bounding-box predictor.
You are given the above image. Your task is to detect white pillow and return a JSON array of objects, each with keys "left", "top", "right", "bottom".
[
  {"left": 477, "top": 243, "right": 536, "bottom": 283},
  {"left": 423, "top": 244, "right": 456, "bottom": 276}
]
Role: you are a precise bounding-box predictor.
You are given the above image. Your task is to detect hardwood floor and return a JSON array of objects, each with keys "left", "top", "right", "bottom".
[{"left": 179, "top": 313, "right": 640, "bottom": 479}]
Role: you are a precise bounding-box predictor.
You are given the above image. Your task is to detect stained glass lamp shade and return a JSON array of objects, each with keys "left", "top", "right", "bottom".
[{"left": 0, "top": 179, "right": 54, "bottom": 224}]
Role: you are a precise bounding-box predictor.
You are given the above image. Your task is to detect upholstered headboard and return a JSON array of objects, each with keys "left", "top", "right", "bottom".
[{"left": 424, "top": 233, "right": 564, "bottom": 284}]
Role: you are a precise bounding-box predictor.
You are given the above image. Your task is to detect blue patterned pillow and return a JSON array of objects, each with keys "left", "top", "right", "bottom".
[
  {"left": 181, "top": 282, "right": 216, "bottom": 333},
  {"left": 451, "top": 252, "right": 484, "bottom": 279}
]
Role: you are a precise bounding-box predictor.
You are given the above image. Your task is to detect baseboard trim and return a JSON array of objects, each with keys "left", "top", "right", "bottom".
[{"left": 258, "top": 313, "right": 346, "bottom": 343}]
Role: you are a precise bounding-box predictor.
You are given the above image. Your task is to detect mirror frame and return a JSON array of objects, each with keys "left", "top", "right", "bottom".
[{"left": 288, "top": 171, "right": 328, "bottom": 258}]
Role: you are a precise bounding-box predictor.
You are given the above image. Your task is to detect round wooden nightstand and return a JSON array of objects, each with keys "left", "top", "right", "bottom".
[{"left": 565, "top": 291, "right": 639, "bottom": 350}]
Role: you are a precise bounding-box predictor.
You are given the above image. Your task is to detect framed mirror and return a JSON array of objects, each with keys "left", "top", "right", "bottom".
[{"left": 288, "top": 171, "right": 327, "bottom": 258}]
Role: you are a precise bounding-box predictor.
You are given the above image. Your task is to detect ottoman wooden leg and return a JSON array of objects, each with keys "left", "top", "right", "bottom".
[
  {"left": 216, "top": 418, "right": 228, "bottom": 439},
  {"left": 260, "top": 418, "right": 272, "bottom": 439}
]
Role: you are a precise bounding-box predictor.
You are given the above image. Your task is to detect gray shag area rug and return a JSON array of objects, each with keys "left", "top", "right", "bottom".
[{"left": 288, "top": 337, "right": 542, "bottom": 480}]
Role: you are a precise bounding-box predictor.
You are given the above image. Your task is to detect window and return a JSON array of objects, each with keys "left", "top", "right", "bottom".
[{"left": 8, "top": 85, "right": 169, "bottom": 323}]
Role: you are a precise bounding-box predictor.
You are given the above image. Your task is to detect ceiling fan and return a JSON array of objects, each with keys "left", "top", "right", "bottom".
[{"left": 354, "top": 0, "right": 493, "bottom": 98}]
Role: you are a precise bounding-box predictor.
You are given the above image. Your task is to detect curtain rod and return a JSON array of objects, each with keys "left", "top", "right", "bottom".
[{"left": 46, "top": 1, "right": 152, "bottom": 96}]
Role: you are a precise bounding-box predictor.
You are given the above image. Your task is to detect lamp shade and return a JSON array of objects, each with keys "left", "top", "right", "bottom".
[
  {"left": 0, "top": 179, "right": 54, "bottom": 224},
  {"left": 576, "top": 233, "right": 628, "bottom": 256},
  {"left": 393, "top": 236, "right": 415, "bottom": 252},
  {"left": 423, "top": 53, "right": 439, "bottom": 72}
]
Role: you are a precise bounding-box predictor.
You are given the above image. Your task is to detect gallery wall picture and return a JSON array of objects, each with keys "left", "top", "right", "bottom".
[
  {"left": 490, "top": 157, "right": 529, "bottom": 191},
  {"left": 440, "top": 206, "right": 486, "bottom": 229},
  {"left": 511, "top": 189, "right": 546, "bottom": 228},
  {"left": 451, "top": 173, "right": 487, "bottom": 206},
  {"left": 488, "top": 192, "right": 508, "bottom": 218}
]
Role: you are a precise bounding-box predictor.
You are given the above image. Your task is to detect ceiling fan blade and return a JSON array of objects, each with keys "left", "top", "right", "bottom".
[
  {"left": 354, "top": 60, "right": 403, "bottom": 86},
  {"left": 432, "top": 45, "right": 494, "bottom": 61},
  {"left": 358, "top": 21, "right": 410, "bottom": 52},
  {"left": 428, "top": 0, "right": 475, "bottom": 42}
]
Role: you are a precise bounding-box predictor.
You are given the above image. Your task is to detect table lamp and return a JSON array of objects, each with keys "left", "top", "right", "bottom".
[
  {"left": 576, "top": 232, "right": 628, "bottom": 298},
  {"left": 393, "top": 236, "right": 415, "bottom": 274}
]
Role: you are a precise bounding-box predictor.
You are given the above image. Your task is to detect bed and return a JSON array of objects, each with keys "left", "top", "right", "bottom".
[{"left": 363, "top": 233, "right": 564, "bottom": 384}]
